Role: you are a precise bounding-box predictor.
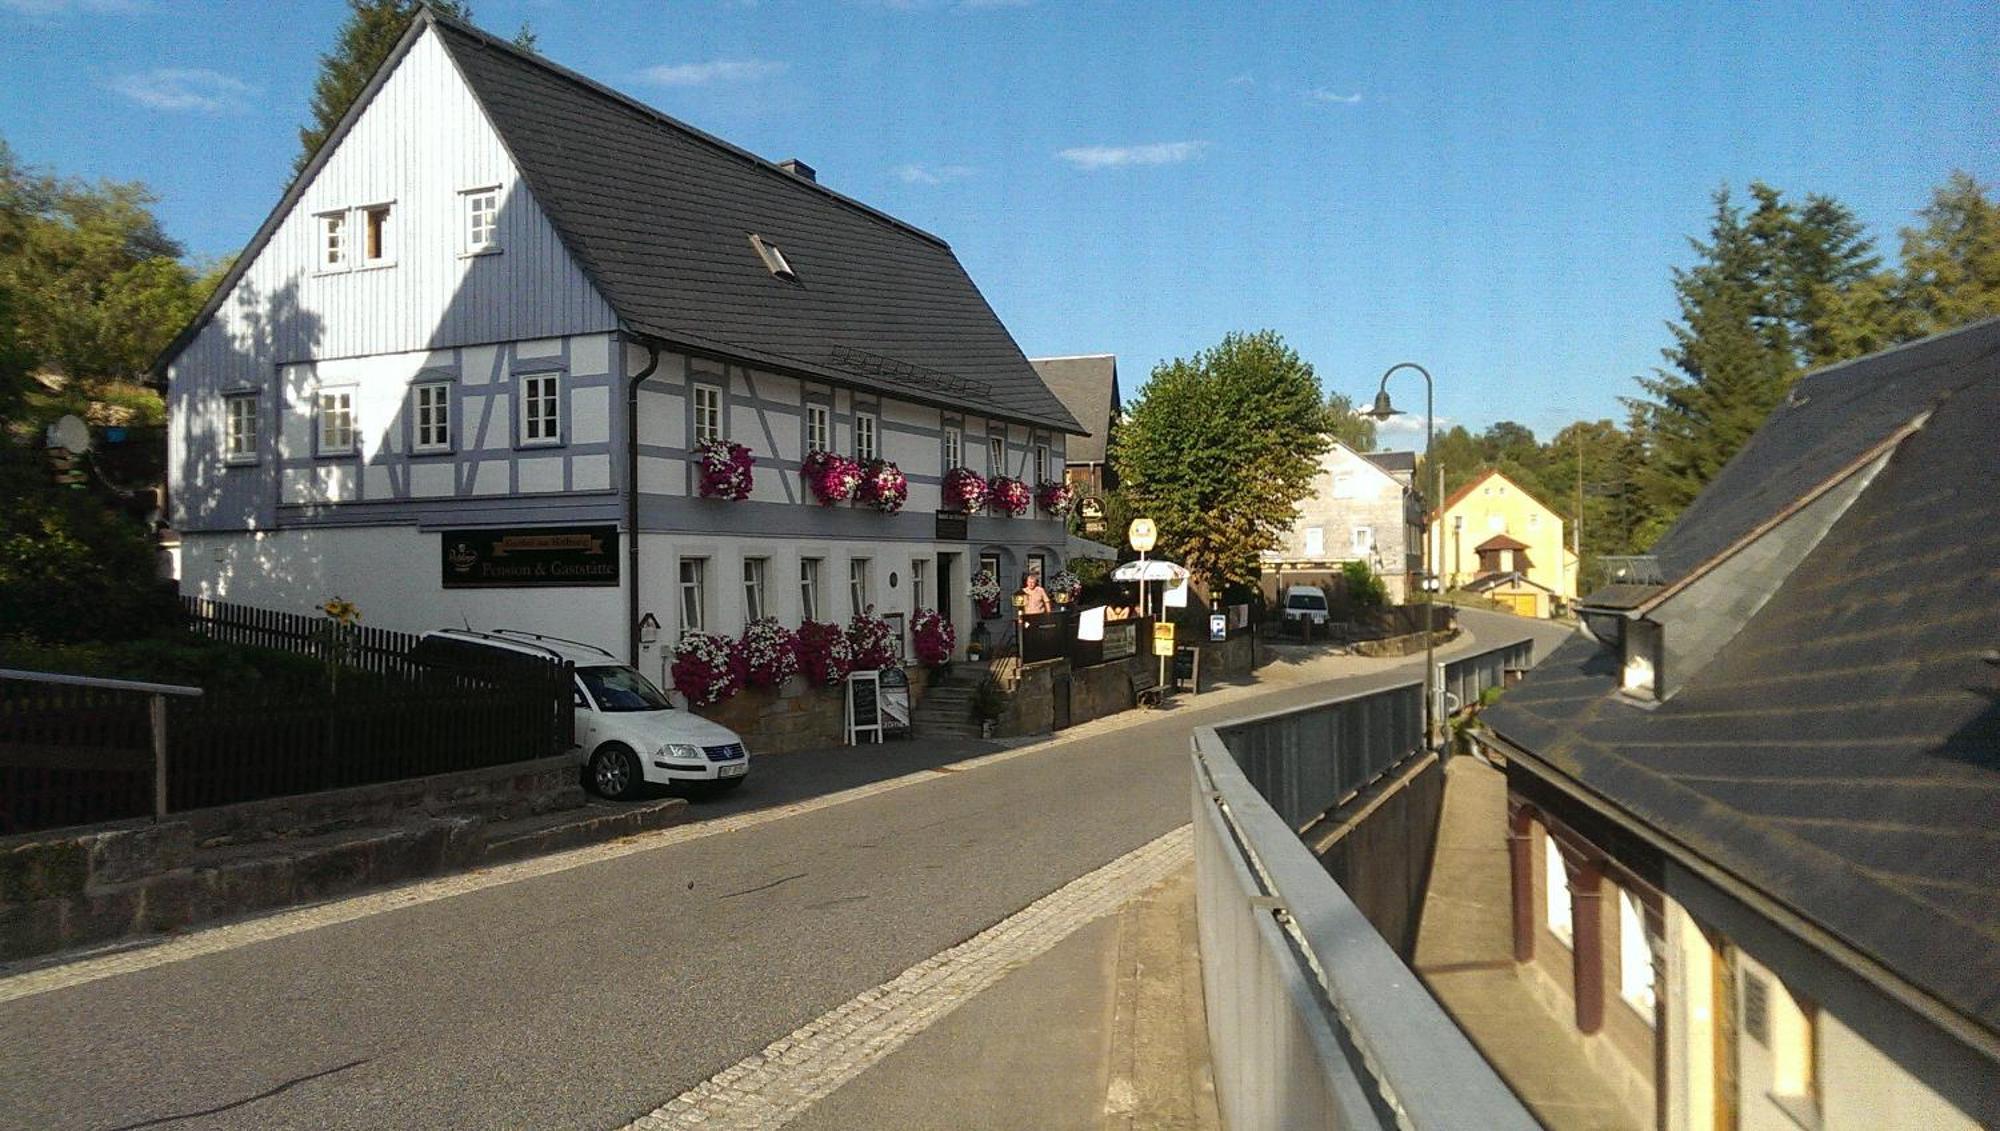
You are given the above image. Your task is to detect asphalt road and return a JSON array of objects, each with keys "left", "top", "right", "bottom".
[{"left": 0, "top": 609, "right": 1568, "bottom": 1131}]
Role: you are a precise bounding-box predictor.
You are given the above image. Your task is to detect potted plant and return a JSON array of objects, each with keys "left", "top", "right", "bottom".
[
  {"left": 796, "top": 619, "right": 857, "bottom": 686},
  {"left": 846, "top": 608, "right": 898, "bottom": 670},
  {"left": 670, "top": 630, "right": 745, "bottom": 707},
  {"left": 692, "top": 438, "right": 755, "bottom": 500},
  {"left": 942, "top": 467, "right": 988, "bottom": 513},
  {"left": 970, "top": 568, "right": 1001, "bottom": 618},
  {"left": 856, "top": 458, "right": 909, "bottom": 514},
  {"left": 802, "top": 449, "right": 863, "bottom": 505},
  {"left": 911, "top": 608, "right": 956, "bottom": 667},
  {"left": 737, "top": 617, "right": 800, "bottom": 688},
  {"left": 1035, "top": 478, "right": 1074, "bottom": 517},
  {"left": 987, "top": 476, "right": 1031, "bottom": 516}
]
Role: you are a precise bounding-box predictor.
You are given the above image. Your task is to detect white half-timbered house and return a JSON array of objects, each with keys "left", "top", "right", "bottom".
[{"left": 157, "top": 11, "right": 1083, "bottom": 685}]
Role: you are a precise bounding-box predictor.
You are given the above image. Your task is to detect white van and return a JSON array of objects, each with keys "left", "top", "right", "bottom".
[
  {"left": 1282, "top": 585, "right": 1331, "bottom": 626},
  {"left": 409, "top": 629, "right": 751, "bottom": 800}
]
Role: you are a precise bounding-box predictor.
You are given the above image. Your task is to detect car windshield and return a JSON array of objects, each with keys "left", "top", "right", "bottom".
[
  {"left": 1288, "top": 594, "right": 1326, "bottom": 610},
  {"left": 578, "top": 665, "right": 674, "bottom": 712}
]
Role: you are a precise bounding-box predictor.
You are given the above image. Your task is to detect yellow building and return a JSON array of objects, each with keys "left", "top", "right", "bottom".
[{"left": 1430, "top": 469, "right": 1576, "bottom": 617}]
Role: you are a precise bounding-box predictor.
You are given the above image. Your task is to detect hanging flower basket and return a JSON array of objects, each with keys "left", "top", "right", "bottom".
[
  {"left": 846, "top": 609, "right": 898, "bottom": 670},
  {"left": 970, "top": 568, "right": 1001, "bottom": 618},
  {"left": 671, "top": 630, "right": 745, "bottom": 707},
  {"left": 911, "top": 608, "right": 956, "bottom": 667},
  {"left": 942, "top": 467, "right": 988, "bottom": 513},
  {"left": 737, "top": 618, "right": 800, "bottom": 688},
  {"left": 693, "top": 438, "right": 755, "bottom": 500},
  {"left": 857, "top": 459, "right": 909, "bottom": 514},
  {"left": 987, "top": 476, "right": 1031, "bottom": 516},
  {"left": 1046, "top": 569, "right": 1082, "bottom": 603},
  {"left": 1035, "top": 478, "right": 1074, "bottom": 517},
  {"left": 796, "top": 619, "right": 856, "bottom": 686},
  {"left": 802, "top": 450, "right": 863, "bottom": 505}
]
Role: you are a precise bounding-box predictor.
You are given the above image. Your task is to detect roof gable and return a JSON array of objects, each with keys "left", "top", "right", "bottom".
[
  {"left": 1435, "top": 468, "right": 1557, "bottom": 518},
  {"left": 1029, "top": 355, "right": 1119, "bottom": 460},
  {"left": 429, "top": 16, "right": 1080, "bottom": 433}
]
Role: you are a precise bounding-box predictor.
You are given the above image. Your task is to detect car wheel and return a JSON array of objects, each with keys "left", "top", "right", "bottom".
[{"left": 589, "top": 744, "right": 644, "bottom": 801}]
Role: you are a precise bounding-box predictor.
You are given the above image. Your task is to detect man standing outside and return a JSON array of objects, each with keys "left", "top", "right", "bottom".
[{"left": 1021, "top": 572, "right": 1052, "bottom": 615}]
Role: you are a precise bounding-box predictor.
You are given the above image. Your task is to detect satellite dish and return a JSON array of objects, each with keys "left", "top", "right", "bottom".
[{"left": 48, "top": 415, "right": 91, "bottom": 454}]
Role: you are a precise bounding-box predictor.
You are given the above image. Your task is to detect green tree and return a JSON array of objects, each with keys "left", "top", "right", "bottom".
[
  {"left": 1896, "top": 171, "right": 2000, "bottom": 336},
  {"left": 1324, "top": 391, "right": 1378, "bottom": 452},
  {"left": 294, "top": 0, "right": 511, "bottom": 175},
  {"left": 1111, "top": 330, "right": 1332, "bottom": 591}
]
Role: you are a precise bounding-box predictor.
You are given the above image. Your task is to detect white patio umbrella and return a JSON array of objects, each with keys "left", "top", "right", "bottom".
[{"left": 1110, "top": 560, "right": 1188, "bottom": 583}]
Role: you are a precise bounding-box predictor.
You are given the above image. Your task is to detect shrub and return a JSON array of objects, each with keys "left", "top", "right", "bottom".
[
  {"left": 670, "top": 630, "right": 745, "bottom": 706},
  {"left": 692, "top": 438, "right": 755, "bottom": 500},
  {"left": 1341, "top": 560, "right": 1388, "bottom": 613},
  {"left": 796, "top": 619, "right": 855, "bottom": 686},
  {"left": 737, "top": 617, "right": 799, "bottom": 688},
  {"left": 846, "top": 609, "right": 897, "bottom": 670},
  {"left": 911, "top": 608, "right": 955, "bottom": 666},
  {"left": 0, "top": 443, "right": 177, "bottom": 644}
]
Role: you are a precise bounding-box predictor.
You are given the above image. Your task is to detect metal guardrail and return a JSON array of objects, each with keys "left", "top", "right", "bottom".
[{"left": 1190, "top": 637, "right": 1542, "bottom": 1130}]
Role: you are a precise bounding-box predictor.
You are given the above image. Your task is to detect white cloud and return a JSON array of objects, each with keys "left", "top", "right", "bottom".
[
  {"left": 1056, "top": 141, "right": 1207, "bottom": 170},
  {"left": 1305, "top": 88, "right": 1363, "bottom": 105},
  {"left": 109, "top": 68, "right": 252, "bottom": 112},
  {"left": 895, "top": 162, "right": 976, "bottom": 185},
  {"left": 637, "top": 58, "right": 788, "bottom": 87},
  {"left": 1374, "top": 413, "right": 1454, "bottom": 443},
  {"left": 1, "top": 0, "right": 142, "bottom": 14},
  {"left": 1226, "top": 73, "right": 1254, "bottom": 88}
]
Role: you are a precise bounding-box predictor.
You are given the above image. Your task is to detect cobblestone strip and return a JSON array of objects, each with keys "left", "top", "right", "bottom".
[{"left": 624, "top": 824, "right": 1194, "bottom": 1131}]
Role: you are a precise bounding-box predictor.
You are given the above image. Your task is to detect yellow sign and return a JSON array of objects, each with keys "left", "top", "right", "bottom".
[
  {"left": 1152, "top": 621, "right": 1176, "bottom": 657},
  {"left": 1128, "top": 518, "right": 1158, "bottom": 553}
]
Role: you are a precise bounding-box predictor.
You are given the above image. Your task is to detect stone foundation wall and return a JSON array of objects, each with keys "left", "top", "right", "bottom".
[{"left": 694, "top": 668, "right": 935, "bottom": 756}]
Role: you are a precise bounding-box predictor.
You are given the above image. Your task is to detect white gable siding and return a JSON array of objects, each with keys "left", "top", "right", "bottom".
[{"left": 168, "top": 27, "right": 614, "bottom": 531}]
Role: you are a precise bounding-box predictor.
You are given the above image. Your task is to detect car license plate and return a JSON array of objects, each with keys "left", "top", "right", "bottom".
[{"left": 719, "top": 762, "right": 748, "bottom": 777}]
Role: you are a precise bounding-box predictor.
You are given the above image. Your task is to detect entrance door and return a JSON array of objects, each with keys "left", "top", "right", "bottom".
[{"left": 938, "top": 552, "right": 960, "bottom": 648}]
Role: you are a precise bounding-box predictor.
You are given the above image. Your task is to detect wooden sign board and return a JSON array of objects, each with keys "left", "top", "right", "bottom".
[{"left": 441, "top": 525, "right": 619, "bottom": 589}]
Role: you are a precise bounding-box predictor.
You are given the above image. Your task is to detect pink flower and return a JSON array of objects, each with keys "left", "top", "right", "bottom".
[
  {"left": 857, "top": 459, "right": 909, "bottom": 514},
  {"left": 987, "top": 476, "right": 1031, "bottom": 516},
  {"left": 846, "top": 609, "right": 898, "bottom": 670},
  {"left": 671, "top": 630, "right": 746, "bottom": 706},
  {"left": 1035, "top": 478, "right": 1074, "bottom": 516},
  {"left": 693, "top": 438, "right": 755, "bottom": 501},
  {"left": 802, "top": 450, "right": 863, "bottom": 505},
  {"left": 942, "top": 467, "right": 988, "bottom": 513},
  {"left": 911, "top": 608, "right": 956, "bottom": 666},
  {"left": 796, "top": 619, "right": 856, "bottom": 685},
  {"left": 737, "top": 618, "right": 800, "bottom": 688}
]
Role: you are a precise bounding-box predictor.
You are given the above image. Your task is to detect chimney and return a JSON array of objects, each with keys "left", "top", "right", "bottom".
[{"left": 777, "top": 158, "right": 816, "bottom": 183}]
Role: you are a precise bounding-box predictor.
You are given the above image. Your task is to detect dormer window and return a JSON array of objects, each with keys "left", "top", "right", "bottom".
[
  {"left": 1622, "top": 619, "right": 1661, "bottom": 700},
  {"left": 749, "top": 233, "right": 796, "bottom": 281}
]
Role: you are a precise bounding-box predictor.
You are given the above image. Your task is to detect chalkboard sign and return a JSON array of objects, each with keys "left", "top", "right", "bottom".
[
  {"left": 846, "top": 670, "right": 883, "bottom": 744},
  {"left": 879, "top": 666, "right": 911, "bottom": 735},
  {"left": 1173, "top": 645, "right": 1201, "bottom": 693}
]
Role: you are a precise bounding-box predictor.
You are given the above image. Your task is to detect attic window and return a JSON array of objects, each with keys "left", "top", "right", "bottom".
[{"left": 749, "top": 234, "right": 796, "bottom": 281}]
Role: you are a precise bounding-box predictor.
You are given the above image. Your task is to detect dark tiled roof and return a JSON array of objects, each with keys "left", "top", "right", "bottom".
[
  {"left": 1028, "top": 356, "right": 1119, "bottom": 462},
  {"left": 1363, "top": 450, "right": 1417, "bottom": 475},
  {"left": 1475, "top": 533, "right": 1531, "bottom": 553},
  {"left": 433, "top": 18, "right": 1081, "bottom": 433},
  {"left": 1648, "top": 315, "right": 2000, "bottom": 579},
  {"left": 1487, "top": 349, "right": 2000, "bottom": 1039},
  {"left": 1575, "top": 583, "right": 1661, "bottom": 610}
]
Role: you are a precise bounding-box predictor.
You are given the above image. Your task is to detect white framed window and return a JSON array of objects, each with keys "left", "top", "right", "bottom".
[
  {"left": 806, "top": 403, "right": 829, "bottom": 453},
  {"left": 1544, "top": 834, "right": 1573, "bottom": 948},
  {"left": 943, "top": 426, "right": 962, "bottom": 470},
  {"left": 316, "top": 388, "right": 355, "bottom": 456},
  {"left": 1618, "top": 889, "right": 1657, "bottom": 1020},
  {"left": 988, "top": 434, "right": 1006, "bottom": 477},
  {"left": 911, "top": 558, "right": 929, "bottom": 610},
  {"left": 854, "top": 412, "right": 878, "bottom": 462},
  {"left": 849, "top": 558, "right": 870, "bottom": 616},
  {"left": 743, "top": 557, "right": 768, "bottom": 622},
  {"left": 1352, "top": 526, "right": 1374, "bottom": 556},
  {"left": 800, "top": 557, "right": 823, "bottom": 621},
  {"left": 519, "top": 372, "right": 561, "bottom": 446},
  {"left": 411, "top": 383, "right": 451, "bottom": 453},
  {"left": 223, "top": 393, "right": 259, "bottom": 464},
  {"left": 462, "top": 186, "right": 499, "bottom": 253},
  {"left": 318, "top": 211, "right": 348, "bottom": 271},
  {"left": 360, "top": 202, "right": 394, "bottom": 265},
  {"left": 1034, "top": 443, "right": 1050, "bottom": 481},
  {"left": 679, "top": 558, "right": 707, "bottom": 633},
  {"left": 1304, "top": 527, "right": 1324, "bottom": 558},
  {"left": 693, "top": 383, "right": 724, "bottom": 446}
]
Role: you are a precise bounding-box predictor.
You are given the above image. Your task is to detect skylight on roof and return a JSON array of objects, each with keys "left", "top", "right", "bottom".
[{"left": 749, "top": 233, "right": 796, "bottom": 281}]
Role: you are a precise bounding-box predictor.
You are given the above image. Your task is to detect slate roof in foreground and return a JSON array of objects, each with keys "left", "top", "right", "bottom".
[
  {"left": 1486, "top": 338, "right": 2000, "bottom": 1039},
  {"left": 432, "top": 17, "right": 1081, "bottom": 433}
]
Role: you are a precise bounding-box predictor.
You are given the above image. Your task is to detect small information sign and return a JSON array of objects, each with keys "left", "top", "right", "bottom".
[
  {"left": 1209, "top": 613, "right": 1228, "bottom": 642},
  {"left": 1153, "top": 621, "right": 1176, "bottom": 658}
]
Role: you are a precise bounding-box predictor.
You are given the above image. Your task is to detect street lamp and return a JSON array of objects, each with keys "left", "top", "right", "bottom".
[{"left": 1364, "top": 362, "right": 1439, "bottom": 753}]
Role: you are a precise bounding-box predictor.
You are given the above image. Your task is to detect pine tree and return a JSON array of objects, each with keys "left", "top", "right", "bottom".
[
  {"left": 1897, "top": 171, "right": 2000, "bottom": 336},
  {"left": 293, "top": 0, "right": 475, "bottom": 175}
]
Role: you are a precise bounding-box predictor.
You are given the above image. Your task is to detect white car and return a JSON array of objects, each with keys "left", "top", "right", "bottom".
[
  {"left": 1281, "top": 585, "right": 1331, "bottom": 626},
  {"left": 410, "top": 628, "right": 751, "bottom": 800}
]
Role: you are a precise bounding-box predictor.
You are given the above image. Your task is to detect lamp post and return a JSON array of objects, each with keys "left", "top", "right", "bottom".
[{"left": 1364, "top": 362, "right": 1438, "bottom": 752}]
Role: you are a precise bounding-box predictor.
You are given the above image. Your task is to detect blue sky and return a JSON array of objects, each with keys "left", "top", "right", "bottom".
[{"left": 3, "top": 1, "right": 1995, "bottom": 446}]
